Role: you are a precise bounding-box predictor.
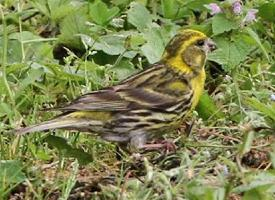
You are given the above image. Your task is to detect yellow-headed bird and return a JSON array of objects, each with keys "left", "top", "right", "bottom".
[{"left": 16, "top": 29, "right": 216, "bottom": 149}]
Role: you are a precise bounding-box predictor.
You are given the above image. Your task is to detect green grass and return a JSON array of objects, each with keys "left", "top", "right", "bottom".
[{"left": 1, "top": 0, "right": 275, "bottom": 199}]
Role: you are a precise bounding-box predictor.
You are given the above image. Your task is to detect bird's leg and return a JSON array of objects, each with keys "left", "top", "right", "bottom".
[
  {"left": 140, "top": 139, "right": 177, "bottom": 153},
  {"left": 129, "top": 133, "right": 148, "bottom": 150},
  {"left": 129, "top": 131, "right": 177, "bottom": 153}
]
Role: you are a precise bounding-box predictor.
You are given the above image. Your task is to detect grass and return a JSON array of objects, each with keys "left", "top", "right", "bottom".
[{"left": 1, "top": 0, "right": 275, "bottom": 199}]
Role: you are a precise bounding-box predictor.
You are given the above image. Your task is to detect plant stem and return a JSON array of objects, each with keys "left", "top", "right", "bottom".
[{"left": 0, "top": 6, "right": 14, "bottom": 105}]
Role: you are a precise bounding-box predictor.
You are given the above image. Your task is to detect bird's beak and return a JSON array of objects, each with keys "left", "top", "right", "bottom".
[{"left": 204, "top": 38, "right": 217, "bottom": 53}]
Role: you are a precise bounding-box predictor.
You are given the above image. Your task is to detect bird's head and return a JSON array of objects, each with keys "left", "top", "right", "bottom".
[{"left": 162, "top": 29, "right": 216, "bottom": 74}]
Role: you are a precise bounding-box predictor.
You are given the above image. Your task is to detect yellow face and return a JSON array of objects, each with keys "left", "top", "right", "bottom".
[{"left": 163, "top": 29, "right": 216, "bottom": 74}]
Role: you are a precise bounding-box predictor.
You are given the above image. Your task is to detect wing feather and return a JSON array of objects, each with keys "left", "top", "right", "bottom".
[
  {"left": 59, "top": 89, "right": 129, "bottom": 111},
  {"left": 59, "top": 64, "right": 184, "bottom": 112}
]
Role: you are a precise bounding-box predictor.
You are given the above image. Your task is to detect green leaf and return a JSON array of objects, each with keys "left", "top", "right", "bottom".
[
  {"left": 127, "top": 2, "right": 152, "bottom": 30},
  {"left": 44, "top": 135, "right": 93, "bottom": 165},
  {"left": 208, "top": 35, "right": 254, "bottom": 71},
  {"left": 212, "top": 14, "right": 238, "bottom": 35},
  {"left": 111, "top": 59, "right": 138, "bottom": 80},
  {"left": 258, "top": 3, "right": 275, "bottom": 22},
  {"left": 31, "top": 0, "right": 79, "bottom": 22},
  {"left": 233, "top": 171, "right": 275, "bottom": 194},
  {"left": 161, "top": 0, "right": 178, "bottom": 19},
  {"left": 59, "top": 12, "right": 89, "bottom": 48},
  {"left": 245, "top": 28, "right": 270, "bottom": 62},
  {"left": 0, "top": 102, "right": 13, "bottom": 119},
  {"left": 239, "top": 131, "right": 254, "bottom": 156},
  {"left": 15, "top": 68, "right": 45, "bottom": 99},
  {"left": 47, "top": 0, "right": 80, "bottom": 22},
  {"left": 9, "top": 31, "right": 41, "bottom": 42},
  {"left": 0, "top": 38, "right": 22, "bottom": 63},
  {"left": 94, "top": 33, "right": 137, "bottom": 58},
  {"left": 196, "top": 92, "right": 224, "bottom": 120},
  {"left": 141, "top": 28, "right": 165, "bottom": 63},
  {"left": 43, "top": 63, "right": 85, "bottom": 81},
  {"left": 0, "top": 160, "right": 26, "bottom": 185},
  {"left": 129, "top": 34, "right": 146, "bottom": 50},
  {"left": 243, "top": 189, "right": 271, "bottom": 200},
  {"left": 89, "top": 0, "right": 120, "bottom": 26},
  {"left": 245, "top": 97, "right": 275, "bottom": 121},
  {"left": 8, "top": 31, "right": 54, "bottom": 62}
]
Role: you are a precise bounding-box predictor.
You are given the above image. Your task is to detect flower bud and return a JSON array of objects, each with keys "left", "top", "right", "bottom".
[
  {"left": 232, "top": 0, "right": 242, "bottom": 15},
  {"left": 205, "top": 3, "right": 222, "bottom": 15}
]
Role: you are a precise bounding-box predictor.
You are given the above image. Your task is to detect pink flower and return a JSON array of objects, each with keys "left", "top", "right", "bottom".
[
  {"left": 205, "top": 3, "right": 222, "bottom": 15},
  {"left": 243, "top": 9, "right": 258, "bottom": 23},
  {"left": 232, "top": 1, "right": 242, "bottom": 15}
]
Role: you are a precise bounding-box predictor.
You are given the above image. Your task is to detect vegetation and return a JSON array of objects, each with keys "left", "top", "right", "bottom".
[{"left": 0, "top": 0, "right": 275, "bottom": 199}]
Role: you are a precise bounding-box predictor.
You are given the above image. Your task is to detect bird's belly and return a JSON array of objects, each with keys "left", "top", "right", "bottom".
[
  {"left": 107, "top": 110, "right": 180, "bottom": 135},
  {"left": 190, "top": 69, "right": 206, "bottom": 109}
]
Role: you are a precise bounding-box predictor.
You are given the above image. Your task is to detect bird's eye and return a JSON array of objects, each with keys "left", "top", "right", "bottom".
[{"left": 196, "top": 40, "right": 205, "bottom": 46}]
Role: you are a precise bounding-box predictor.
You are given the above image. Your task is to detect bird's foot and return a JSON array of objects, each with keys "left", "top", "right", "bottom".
[{"left": 141, "top": 139, "right": 177, "bottom": 153}]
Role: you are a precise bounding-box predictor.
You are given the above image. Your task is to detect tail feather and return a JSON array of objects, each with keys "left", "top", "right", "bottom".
[{"left": 15, "top": 118, "right": 91, "bottom": 135}]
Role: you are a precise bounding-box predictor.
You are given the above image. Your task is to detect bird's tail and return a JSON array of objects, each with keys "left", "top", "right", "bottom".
[{"left": 15, "top": 117, "right": 89, "bottom": 135}]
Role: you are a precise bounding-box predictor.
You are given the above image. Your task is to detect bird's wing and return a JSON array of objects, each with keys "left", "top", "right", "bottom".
[
  {"left": 59, "top": 87, "right": 179, "bottom": 112},
  {"left": 117, "top": 87, "right": 179, "bottom": 110},
  {"left": 59, "top": 89, "right": 129, "bottom": 111},
  {"left": 59, "top": 64, "right": 189, "bottom": 112},
  {"left": 59, "top": 65, "right": 171, "bottom": 112}
]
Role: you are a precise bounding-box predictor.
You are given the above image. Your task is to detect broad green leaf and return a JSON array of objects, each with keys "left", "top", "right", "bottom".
[
  {"left": 31, "top": 0, "right": 79, "bottom": 22},
  {"left": 0, "top": 38, "right": 22, "bottom": 63},
  {"left": 141, "top": 28, "right": 165, "bottom": 63},
  {"left": 94, "top": 33, "right": 137, "bottom": 58},
  {"left": 89, "top": 0, "right": 120, "bottom": 26},
  {"left": 130, "top": 34, "right": 146, "bottom": 50},
  {"left": 161, "top": 0, "right": 178, "bottom": 19},
  {"left": 111, "top": 59, "right": 138, "bottom": 80},
  {"left": 59, "top": 12, "right": 89, "bottom": 48},
  {"left": 95, "top": 35, "right": 125, "bottom": 55},
  {"left": 258, "top": 3, "right": 275, "bottom": 22},
  {"left": 0, "top": 160, "right": 26, "bottom": 185},
  {"left": 9, "top": 31, "right": 41, "bottom": 42},
  {"left": 196, "top": 92, "right": 224, "bottom": 120},
  {"left": 47, "top": 0, "right": 80, "bottom": 22},
  {"left": 127, "top": 2, "right": 152, "bottom": 30},
  {"left": 208, "top": 35, "right": 254, "bottom": 71},
  {"left": 44, "top": 135, "right": 93, "bottom": 165},
  {"left": 8, "top": 32, "right": 54, "bottom": 62},
  {"left": 212, "top": 14, "right": 238, "bottom": 35}
]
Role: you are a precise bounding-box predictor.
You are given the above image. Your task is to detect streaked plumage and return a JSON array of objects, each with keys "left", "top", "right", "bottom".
[{"left": 16, "top": 29, "right": 216, "bottom": 149}]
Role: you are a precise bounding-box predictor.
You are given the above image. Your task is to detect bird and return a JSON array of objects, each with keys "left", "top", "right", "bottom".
[{"left": 16, "top": 29, "right": 216, "bottom": 150}]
